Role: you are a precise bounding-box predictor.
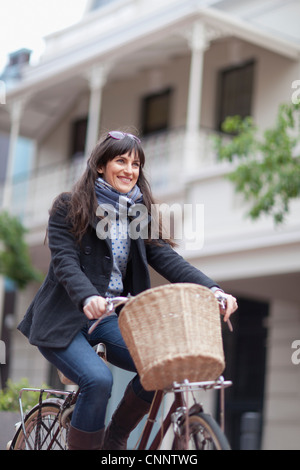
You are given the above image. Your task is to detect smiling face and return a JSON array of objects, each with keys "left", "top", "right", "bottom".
[{"left": 98, "top": 151, "right": 140, "bottom": 193}]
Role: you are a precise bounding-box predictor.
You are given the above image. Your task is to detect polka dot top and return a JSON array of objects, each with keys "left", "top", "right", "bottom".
[{"left": 106, "top": 219, "right": 130, "bottom": 298}]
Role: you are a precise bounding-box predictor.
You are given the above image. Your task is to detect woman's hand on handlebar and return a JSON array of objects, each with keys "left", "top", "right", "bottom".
[
  {"left": 83, "top": 295, "right": 107, "bottom": 320},
  {"left": 214, "top": 290, "right": 238, "bottom": 332},
  {"left": 215, "top": 290, "right": 238, "bottom": 322}
]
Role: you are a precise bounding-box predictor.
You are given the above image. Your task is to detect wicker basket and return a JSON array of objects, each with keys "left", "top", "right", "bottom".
[{"left": 119, "top": 283, "right": 225, "bottom": 391}]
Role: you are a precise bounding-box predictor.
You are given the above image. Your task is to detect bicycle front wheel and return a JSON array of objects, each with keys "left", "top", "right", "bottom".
[
  {"left": 173, "top": 412, "right": 231, "bottom": 450},
  {"left": 10, "top": 402, "right": 68, "bottom": 450}
]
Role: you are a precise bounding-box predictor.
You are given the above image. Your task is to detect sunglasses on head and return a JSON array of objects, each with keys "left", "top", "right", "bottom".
[{"left": 108, "top": 131, "right": 141, "bottom": 144}]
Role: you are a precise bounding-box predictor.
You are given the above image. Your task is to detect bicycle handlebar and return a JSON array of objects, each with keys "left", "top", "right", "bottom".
[
  {"left": 88, "top": 296, "right": 129, "bottom": 334},
  {"left": 87, "top": 291, "right": 233, "bottom": 335}
]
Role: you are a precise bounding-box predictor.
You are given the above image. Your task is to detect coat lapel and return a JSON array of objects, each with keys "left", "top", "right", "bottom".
[{"left": 91, "top": 215, "right": 112, "bottom": 254}]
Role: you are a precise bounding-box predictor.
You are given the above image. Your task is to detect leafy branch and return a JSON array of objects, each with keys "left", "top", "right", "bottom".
[
  {"left": 213, "top": 101, "right": 300, "bottom": 224},
  {"left": 0, "top": 211, "right": 43, "bottom": 289},
  {"left": 0, "top": 378, "right": 50, "bottom": 412}
]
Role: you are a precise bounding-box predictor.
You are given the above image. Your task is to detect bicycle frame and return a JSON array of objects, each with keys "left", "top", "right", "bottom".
[
  {"left": 134, "top": 377, "right": 232, "bottom": 450},
  {"left": 136, "top": 390, "right": 182, "bottom": 450}
]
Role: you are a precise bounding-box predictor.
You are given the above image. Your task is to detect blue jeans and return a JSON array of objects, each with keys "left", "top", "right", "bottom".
[{"left": 39, "top": 314, "right": 154, "bottom": 432}]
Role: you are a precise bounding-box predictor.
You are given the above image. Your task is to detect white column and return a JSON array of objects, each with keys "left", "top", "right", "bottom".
[
  {"left": 186, "top": 21, "right": 208, "bottom": 134},
  {"left": 184, "top": 21, "right": 209, "bottom": 175},
  {"left": 84, "top": 64, "right": 109, "bottom": 156},
  {"left": 262, "top": 299, "right": 300, "bottom": 450},
  {"left": 2, "top": 97, "right": 26, "bottom": 209}
]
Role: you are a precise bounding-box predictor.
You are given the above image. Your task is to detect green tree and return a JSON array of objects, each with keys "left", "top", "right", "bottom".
[
  {"left": 213, "top": 101, "right": 300, "bottom": 224},
  {"left": 0, "top": 211, "right": 43, "bottom": 289},
  {"left": 0, "top": 378, "right": 49, "bottom": 412}
]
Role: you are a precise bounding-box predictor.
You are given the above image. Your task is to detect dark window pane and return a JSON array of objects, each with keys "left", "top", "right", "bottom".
[
  {"left": 141, "top": 88, "right": 172, "bottom": 135},
  {"left": 217, "top": 61, "right": 255, "bottom": 131},
  {"left": 71, "top": 117, "right": 87, "bottom": 158}
]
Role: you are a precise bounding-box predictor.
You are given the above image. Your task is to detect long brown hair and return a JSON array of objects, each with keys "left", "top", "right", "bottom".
[{"left": 50, "top": 132, "right": 175, "bottom": 246}]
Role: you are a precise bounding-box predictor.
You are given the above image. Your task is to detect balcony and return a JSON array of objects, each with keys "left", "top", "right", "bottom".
[{"left": 1, "top": 128, "right": 220, "bottom": 238}]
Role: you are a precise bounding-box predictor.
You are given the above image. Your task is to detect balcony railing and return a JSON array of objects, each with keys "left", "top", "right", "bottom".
[{"left": 1, "top": 128, "right": 218, "bottom": 231}]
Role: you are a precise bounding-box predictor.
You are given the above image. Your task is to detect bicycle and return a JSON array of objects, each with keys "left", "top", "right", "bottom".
[{"left": 8, "top": 285, "right": 233, "bottom": 450}]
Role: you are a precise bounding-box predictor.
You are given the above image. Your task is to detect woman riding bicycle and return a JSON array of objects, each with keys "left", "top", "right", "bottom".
[{"left": 18, "top": 131, "right": 237, "bottom": 450}]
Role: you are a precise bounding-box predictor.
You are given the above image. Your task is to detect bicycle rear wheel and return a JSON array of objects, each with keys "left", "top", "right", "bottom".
[
  {"left": 10, "top": 401, "right": 68, "bottom": 450},
  {"left": 172, "top": 412, "right": 231, "bottom": 450}
]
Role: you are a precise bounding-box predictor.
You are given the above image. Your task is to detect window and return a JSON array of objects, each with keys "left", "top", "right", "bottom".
[
  {"left": 216, "top": 60, "right": 255, "bottom": 131},
  {"left": 0, "top": 133, "right": 9, "bottom": 182},
  {"left": 141, "top": 88, "right": 172, "bottom": 135},
  {"left": 70, "top": 117, "right": 87, "bottom": 159}
]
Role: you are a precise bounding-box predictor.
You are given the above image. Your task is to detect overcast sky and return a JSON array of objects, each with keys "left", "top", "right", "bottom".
[{"left": 0, "top": 0, "right": 88, "bottom": 72}]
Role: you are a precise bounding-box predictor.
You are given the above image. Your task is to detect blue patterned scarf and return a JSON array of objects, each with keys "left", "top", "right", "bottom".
[{"left": 94, "top": 177, "right": 143, "bottom": 216}]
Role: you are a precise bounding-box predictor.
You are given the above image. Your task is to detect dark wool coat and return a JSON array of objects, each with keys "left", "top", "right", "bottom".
[{"left": 18, "top": 200, "right": 219, "bottom": 348}]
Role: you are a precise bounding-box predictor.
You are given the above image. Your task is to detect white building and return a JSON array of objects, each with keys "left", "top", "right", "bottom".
[{"left": 0, "top": 0, "right": 300, "bottom": 450}]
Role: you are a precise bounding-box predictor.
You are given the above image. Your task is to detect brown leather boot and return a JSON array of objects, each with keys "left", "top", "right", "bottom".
[
  {"left": 102, "top": 382, "right": 151, "bottom": 450},
  {"left": 68, "top": 424, "right": 105, "bottom": 450}
]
